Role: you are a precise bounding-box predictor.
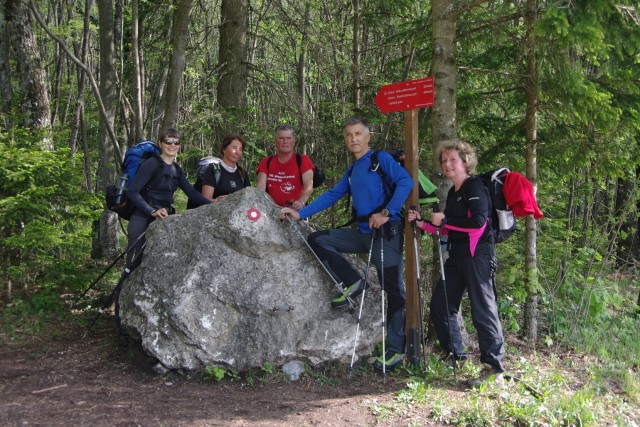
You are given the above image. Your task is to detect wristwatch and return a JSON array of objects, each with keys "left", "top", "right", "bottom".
[{"left": 381, "top": 208, "right": 391, "bottom": 217}]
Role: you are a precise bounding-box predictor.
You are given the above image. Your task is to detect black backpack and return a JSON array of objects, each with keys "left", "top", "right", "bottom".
[
  {"left": 478, "top": 167, "right": 516, "bottom": 243},
  {"left": 266, "top": 153, "right": 326, "bottom": 189}
]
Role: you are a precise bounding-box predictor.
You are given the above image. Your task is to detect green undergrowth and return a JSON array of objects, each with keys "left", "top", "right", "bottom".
[{"left": 367, "top": 351, "right": 638, "bottom": 426}]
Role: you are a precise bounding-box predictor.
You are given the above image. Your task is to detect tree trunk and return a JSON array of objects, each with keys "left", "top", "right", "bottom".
[
  {"left": 351, "top": 0, "right": 360, "bottom": 108},
  {"left": 297, "top": 2, "right": 310, "bottom": 141},
  {"left": 431, "top": 0, "right": 457, "bottom": 161},
  {"left": 0, "top": 0, "right": 13, "bottom": 119},
  {"left": 94, "top": 0, "right": 120, "bottom": 259},
  {"left": 431, "top": 0, "right": 465, "bottom": 345},
  {"left": 162, "top": 0, "right": 193, "bottom": 130},
  {"left": 49, "top": 0, "right": 64, "bottom": 129},
  {"left": 615, "top": 170, "right": 638, "bottom": 267},
  {"left": 6, "top": 0, "right": 52, "bottom": 145},
  {"left": 216, "top": 0, "right": 248, "bottom": 141},
  {"left": 131, "top": 0, "right": 145, "bottom": 140},
  {"left": 431, "top": 0, "right": 457, "bottom": 226},
  {"left": 69, "top": 0, "right": 92, "bottom": 158},
  {"left": 523, "top": 0, "right": 540, "bottom": 342}
]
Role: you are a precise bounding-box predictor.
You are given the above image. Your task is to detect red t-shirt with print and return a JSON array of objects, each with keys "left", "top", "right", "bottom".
[{"left": 257, "top": 153, "right": 314, "bottom": 207}]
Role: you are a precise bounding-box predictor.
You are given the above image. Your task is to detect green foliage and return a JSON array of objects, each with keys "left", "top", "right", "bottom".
[
  {"left": 370, "top": 353, "right": 638, "bottom": 426},
  {"left": 203, "top": 365, "right": 239, "bottom": 382},
  {"left": 203, "top": 365, "right": 226, "bottom": 381},
  {"left": 307, "top": 365, "right": 341, "bottom": 386},
  {"left": 0, "top": 294, "right": 64, "bottom": 339},
  {"left": 260, "top": 362, "right": 274, "bottom": 374},
  {"left": 0, "top": 128, "right": 102, "bottom": 299}
]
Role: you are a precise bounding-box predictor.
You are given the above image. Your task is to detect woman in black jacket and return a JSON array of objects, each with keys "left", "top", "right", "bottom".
[
  {"left": 125, "top": 128, "right": 211, "bottom": 270},
  {"left": 408, "top": 139, "right": 505, "bottom": 388}
]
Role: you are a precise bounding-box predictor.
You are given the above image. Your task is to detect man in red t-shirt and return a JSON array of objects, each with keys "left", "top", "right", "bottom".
[{"left": 256, "top": 124, "right": 315, "bottom": 208}]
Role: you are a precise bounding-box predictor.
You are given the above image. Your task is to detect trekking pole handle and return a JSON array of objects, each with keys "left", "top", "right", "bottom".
[{"left": 409, "top": 205, "right": 419, "bottom": 225}]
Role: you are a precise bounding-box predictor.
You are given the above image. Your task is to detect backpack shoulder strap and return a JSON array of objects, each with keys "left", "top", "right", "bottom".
[
  {"left": 212, "top": 162, "right": 222, "bottom": 187},
  {"left": 370, "top": 149, "right": 386, "bottom": 181},
  {"left": 141, "top": 154, "right": 165, "bottom": 191},
  {"left": 370, "top": 149, "right": 393, "bottom": 198},
  {"left": 237, "top": 164, "right": 249, "bottom": 186},
  {"left": 369, "top": 149, "right": 380, "bottom": 170},
  {"left": 296, "top": 153, "right": 303, "bottom": 185}
]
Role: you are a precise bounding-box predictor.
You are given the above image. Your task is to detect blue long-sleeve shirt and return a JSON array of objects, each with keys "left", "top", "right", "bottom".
[{"left": 298, "top": 149, "right": 413, "bottom": 233}]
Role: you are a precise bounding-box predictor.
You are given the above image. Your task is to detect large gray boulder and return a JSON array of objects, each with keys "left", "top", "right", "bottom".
[{"left": 120, "top": 187, "right": 383, "bottom": 372}]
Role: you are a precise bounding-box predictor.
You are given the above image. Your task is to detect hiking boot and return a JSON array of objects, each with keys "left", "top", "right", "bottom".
[
  {"left": 467, "top": 370, "right": 504, "bottom": 389},
  {"left": 331, "top": 280, "right": 365, "bottom": 308},
  {"left": 373, "top": 351, "right": 404, "bottom": 372}
]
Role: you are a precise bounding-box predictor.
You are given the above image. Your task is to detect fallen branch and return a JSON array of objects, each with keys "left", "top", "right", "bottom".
[{"left": 31, "top": 384, "right": 68, "bottom": 394}]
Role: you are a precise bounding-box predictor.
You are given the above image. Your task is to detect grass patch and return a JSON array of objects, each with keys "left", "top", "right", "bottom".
[{"left": 367, "top": 348, "right": 639, "bottom": 426}]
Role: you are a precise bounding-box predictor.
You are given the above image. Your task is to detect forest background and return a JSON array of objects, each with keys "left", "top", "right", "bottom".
[{"left": 0, "top": 0, "right": 639, "bottom": 425}]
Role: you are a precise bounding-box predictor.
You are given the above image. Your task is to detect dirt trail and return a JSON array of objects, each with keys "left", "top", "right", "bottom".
[{"left": 0, "top": 319, "right": 422, "bottom": 426}]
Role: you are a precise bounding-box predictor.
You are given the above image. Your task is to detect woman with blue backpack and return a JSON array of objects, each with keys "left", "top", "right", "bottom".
[
  {"left": 115, "top": 129, "right": 211, "bottom": 336},
  {"left": 125, "top": 128, "right": 211, "bottom": 270}
]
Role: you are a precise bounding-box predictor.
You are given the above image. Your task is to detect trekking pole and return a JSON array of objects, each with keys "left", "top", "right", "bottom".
[
  {"left": 433, "top": 204, "right": 457, "bottom": 375},
  {"left": 348, "top": 230, "right": 377, "bottom": 377},
  {"left": 76, "top": 232, "right": 146, "bottom": 302},
  {"left": 285, "top": 215, "right": 356, "bottom": 309},
  {"left": 380, "top": 227, "right": 386, "bottom": 383},
  {"left": 83, "top": 239, "right": 146, "bottom": 337},
  {"left": 410, "top": 206, "right": 428, "bottom": 367}
]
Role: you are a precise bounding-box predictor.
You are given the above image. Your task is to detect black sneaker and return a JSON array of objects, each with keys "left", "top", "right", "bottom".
[
  {"left": 373, "top": 351, "right": 404, "bottom": 371},
  {"left": 331, "top": 279, "right": 366, "bottom": 308}
]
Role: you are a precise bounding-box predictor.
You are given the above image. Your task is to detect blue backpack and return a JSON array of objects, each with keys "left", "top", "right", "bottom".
[
  {"left": 122, "top": 140, "right": 160, "bottom": 184},
  {"left": 105, "top": 140, "right": 161, "bottom": 220}
]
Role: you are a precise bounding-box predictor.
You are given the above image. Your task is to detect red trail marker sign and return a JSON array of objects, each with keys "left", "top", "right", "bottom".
[{"left": 374, "top": 77, "right": 434, "bottom": 114}]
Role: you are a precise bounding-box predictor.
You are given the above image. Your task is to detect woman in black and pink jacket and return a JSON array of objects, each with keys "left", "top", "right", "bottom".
[{"left": 408, "top": 139, "right": 505, "bottom": 388}]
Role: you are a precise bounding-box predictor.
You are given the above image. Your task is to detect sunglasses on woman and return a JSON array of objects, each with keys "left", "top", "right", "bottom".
[{"left": 163, "top": 138, "right": 180, "bottom": 146}]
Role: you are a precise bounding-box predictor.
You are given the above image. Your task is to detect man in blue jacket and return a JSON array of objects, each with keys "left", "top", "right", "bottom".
[{"left": 280, "top": 117, "right": 413, "bottom": 371}]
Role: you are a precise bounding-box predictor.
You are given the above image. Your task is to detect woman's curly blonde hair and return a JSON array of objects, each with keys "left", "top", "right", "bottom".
[{"left": 435, "top": 139, "right": 478, "bottom": 176}]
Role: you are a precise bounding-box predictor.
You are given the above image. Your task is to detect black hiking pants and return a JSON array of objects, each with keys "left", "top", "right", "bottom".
[
  {"left": 308, "top": 221, "right": 406, "bottom": 355},
  {"left": 115, "top": 209, "right": 154, "bottom": 334},
  {"left": 430, "top": 243, "right": 505, "bottom": 372}
]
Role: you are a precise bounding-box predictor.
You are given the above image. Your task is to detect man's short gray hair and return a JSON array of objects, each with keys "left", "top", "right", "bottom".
[
  {"left": 343, "top": 117, "right": 369, "bottom": 132},
  {"left": 274, "top": 123, "right": 295, "bottom": 136}
]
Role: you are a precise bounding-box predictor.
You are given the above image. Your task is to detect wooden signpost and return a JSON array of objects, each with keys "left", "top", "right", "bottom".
[{"left": 374, "top": 76, "right": 434, "bottom": 366}]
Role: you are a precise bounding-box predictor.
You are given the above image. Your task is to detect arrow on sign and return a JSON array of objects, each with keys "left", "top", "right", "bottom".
[{"left": 374, "top": 77, "right": 434, "bottom": 114}]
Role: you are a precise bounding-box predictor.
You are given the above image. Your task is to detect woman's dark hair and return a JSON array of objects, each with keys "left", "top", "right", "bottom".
[
  {"left": 219, "top": 134, "right": 248, "bottom": 180},
  {"left": 219, "top": 134, "right": 246, "bottom": 158}
]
